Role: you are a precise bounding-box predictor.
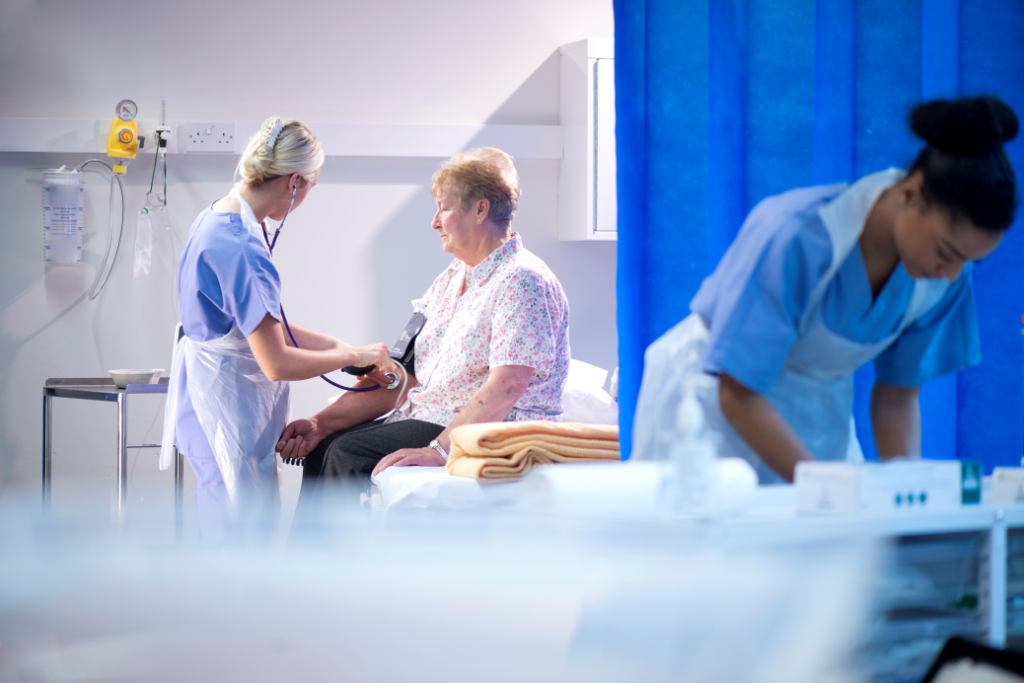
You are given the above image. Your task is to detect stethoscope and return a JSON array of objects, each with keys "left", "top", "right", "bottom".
[{"left": 259, "top": 184, "right": 398, "bottom": 393}]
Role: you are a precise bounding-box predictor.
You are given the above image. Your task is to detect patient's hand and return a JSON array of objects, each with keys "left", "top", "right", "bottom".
[
  {"left": 276, "top": 418, "right": 327, "bottom": 460},
  {"left": 372, "top": 447, "right": 445, "bottom": 476}
]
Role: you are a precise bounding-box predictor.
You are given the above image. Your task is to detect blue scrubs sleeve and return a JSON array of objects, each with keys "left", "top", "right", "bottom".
[
  {"left": 693, "top": 192, "right": 834, "bottom": 394},
  {"left": 234, "top": 236, "right": 282, "bottom": 336},
  {"left": 194, "top": 230, "right": 282, "bottom": 339},
  {"left": 874, "top": 266, "right": 981, "bottom": 387}
]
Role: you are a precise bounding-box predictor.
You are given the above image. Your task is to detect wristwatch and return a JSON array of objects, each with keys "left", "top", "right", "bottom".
[{"left": 428, "top": 439, "right": 448, "bottom": 462}]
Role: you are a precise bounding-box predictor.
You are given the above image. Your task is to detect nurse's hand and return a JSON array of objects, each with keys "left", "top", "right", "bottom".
[
  {"left": 276, "top": 418, "right": 327, "bottom": 460},
  {"left": 350, "top": 343, "right": 403, "bottom": 388},
  {"left": 372, "top": 447, "right": 445, "bottom": 476}
]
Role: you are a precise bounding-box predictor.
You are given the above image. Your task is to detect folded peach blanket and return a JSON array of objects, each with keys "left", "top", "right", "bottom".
[{"left": 446, "top": 421, "right": 620, "bottom": 482}]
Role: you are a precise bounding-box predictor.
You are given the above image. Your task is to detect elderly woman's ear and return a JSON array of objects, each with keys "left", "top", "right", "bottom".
[{"left": 473, "top": 198, "right": 491, "bottom": 225}]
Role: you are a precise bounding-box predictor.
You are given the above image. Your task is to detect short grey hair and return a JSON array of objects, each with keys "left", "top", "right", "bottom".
[{"left": 431, "top": 147, "right": 521, "bottom": 227}]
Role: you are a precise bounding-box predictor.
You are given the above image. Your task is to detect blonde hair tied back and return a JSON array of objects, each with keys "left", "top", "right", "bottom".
[
  {"left": 236, "top": 117, "right": 325, "bottom": 187},
  {"left": 431, "top": 147, "right": 521, "bottom": 228}
]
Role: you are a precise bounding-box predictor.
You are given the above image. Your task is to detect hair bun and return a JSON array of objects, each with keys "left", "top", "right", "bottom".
[
  {"left": 910, "top": 96, "right": 1019, "bottom": 155},
  {"left": 236, "top": 118, "right": 324, "bottom": 187}
]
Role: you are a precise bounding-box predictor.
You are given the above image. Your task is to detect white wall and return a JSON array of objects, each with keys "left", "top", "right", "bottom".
[{"left": 0, "top": 0, "right": 616, "bottom": 514}]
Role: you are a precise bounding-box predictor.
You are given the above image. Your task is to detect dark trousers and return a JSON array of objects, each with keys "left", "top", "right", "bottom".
[{"left": 295, "top": 419, "right": 445, "bottom": 518}]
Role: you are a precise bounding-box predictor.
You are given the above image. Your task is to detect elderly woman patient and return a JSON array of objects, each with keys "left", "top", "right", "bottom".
[{"left": 276, "top": 147, "right": 570, "bottom": 491}]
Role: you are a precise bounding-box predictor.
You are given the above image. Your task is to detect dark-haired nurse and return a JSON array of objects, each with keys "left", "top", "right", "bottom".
[{"left": 634, "top": 96, "right": 1020, "bottom": 484}]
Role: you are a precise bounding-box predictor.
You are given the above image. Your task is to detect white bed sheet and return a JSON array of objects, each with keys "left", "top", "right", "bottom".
[{"left": 369, "top": 466, "right": 527, "bottom": 511}]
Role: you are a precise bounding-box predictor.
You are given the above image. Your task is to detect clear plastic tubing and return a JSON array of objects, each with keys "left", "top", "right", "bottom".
[
  {"left": 88, "top": 170, "right": 119, "bottom": 299},
  {"left": 42, "top": 170, "right": 84, "bottom": 265}
]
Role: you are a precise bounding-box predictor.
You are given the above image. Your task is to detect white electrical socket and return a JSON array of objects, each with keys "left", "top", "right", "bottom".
[{"left": 181, "top": 121, "right": 235, "bottom": 153}]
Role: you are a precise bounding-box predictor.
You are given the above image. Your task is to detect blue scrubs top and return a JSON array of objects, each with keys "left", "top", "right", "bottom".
[
  {"left": 690, "top": 182, "right": 981, "bottom": 395},
  {"left": 175, "top": 207, "right": 282, "bottom": 460}
]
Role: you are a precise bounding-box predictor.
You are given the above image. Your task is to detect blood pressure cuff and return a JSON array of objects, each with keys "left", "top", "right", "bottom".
[{"left": 389, "top": 312, "right": 425, "bottom": 379}]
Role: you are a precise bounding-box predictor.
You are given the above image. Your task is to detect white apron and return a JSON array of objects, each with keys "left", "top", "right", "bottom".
[
  {"left": 159, "top": 189, "right": 287, "bottom": 508},
  {"left": 633, "top": 169, "right": 951, "bottom": 484}
]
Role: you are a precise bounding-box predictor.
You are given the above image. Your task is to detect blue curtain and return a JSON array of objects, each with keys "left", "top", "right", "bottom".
[{"left": 615, "top": 0, "right": 1024, "bottom": 472}]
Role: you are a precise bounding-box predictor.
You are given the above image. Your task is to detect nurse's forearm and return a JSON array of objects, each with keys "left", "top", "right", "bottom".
[
  {"left": 248, "top": 315, "right": 390, "bottom": 382},
  {"left": 256, "top": 344, "right": 360, "bottom": 382},
  {"left": 282, "top": 322, "right": 347, "bottom": 351},
  {"left": 718, "top": 373, "right": 813, "bottom": 483},
  {"left": 871, "top": 382, "right": 921, "bottom": 459}
]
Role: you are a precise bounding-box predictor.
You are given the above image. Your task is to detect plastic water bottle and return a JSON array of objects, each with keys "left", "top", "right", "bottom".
[{"left": 669, "top": 378, "right": 719, "bottom": 516}]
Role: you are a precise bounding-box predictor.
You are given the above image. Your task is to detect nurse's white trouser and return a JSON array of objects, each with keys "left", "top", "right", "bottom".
[{"left": 161, "top": 326, "right": 287, "bottom": 535}]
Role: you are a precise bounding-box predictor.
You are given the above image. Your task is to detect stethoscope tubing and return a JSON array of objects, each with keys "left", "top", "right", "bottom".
[{"left": 262, "top": 187, "right": 381, "bottom": 393}]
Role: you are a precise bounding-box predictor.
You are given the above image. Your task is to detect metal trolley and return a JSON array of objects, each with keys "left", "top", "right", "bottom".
[{"left": 42, "top": 377, "right": 184, "bottom": 533}]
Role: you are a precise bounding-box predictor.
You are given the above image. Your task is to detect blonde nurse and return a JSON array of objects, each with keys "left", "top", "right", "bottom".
[{"left": 160, "top": 117, "right": 397, "bottom": 534}]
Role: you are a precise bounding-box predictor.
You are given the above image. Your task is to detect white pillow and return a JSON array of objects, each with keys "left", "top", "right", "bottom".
[{"left": 561, "top": 360, "right": 619, "bottom": 425}]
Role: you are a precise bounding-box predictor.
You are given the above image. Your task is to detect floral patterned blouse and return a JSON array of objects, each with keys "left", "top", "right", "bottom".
[{"left": 390, "top": 233, "right": 570, "bottom": 426}]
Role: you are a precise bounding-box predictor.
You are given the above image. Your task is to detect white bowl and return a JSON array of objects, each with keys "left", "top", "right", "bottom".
[{"left": 108, "top": 369, "right": 164, "bottom": 389}]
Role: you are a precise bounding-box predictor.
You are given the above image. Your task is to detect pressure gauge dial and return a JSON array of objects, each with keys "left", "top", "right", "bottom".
[{"left": 116, "top": 99, "right": 138, "bottom": 121}]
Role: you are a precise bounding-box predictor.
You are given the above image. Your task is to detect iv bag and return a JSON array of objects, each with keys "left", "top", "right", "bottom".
[
  {"left": 42, "top": 171, "right": 84, "bottom": 265},
  {"left": 133, "top": 207, "right": 154, "bottom": 279},
  {"left": 133, "top": 203, "right": 174, "bottom": 281}
]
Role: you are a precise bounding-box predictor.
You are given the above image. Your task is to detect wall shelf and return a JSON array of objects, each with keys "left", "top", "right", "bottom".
[{"left": 0, "top": 118, "right": 563, "bottom": 160}]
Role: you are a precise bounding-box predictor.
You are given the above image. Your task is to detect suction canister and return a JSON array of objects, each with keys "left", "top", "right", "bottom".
[{"left": 42, "top": 170, "right": 84, "bottom": 265}]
